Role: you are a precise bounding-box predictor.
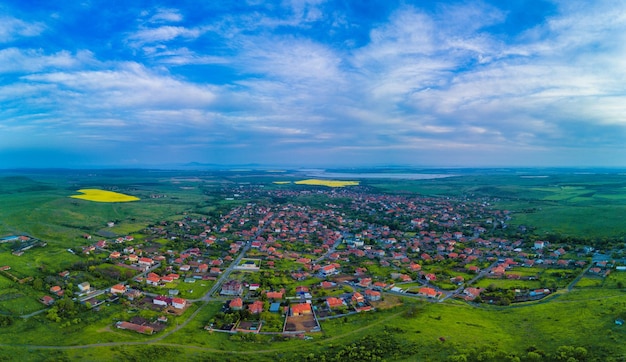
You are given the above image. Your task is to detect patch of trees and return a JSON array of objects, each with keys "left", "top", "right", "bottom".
[
  {"left": 0, "top": 315, "right": 13, "bottom": 327},
  {"left": 92, "top": 265, "right": 135, "bottom": 283},
  {"left": 299, "top": 327, "right": 419, "bottom": 362},
  {"left": 480, "top": 285, "right": 516, "bottom": 306},
  {"left": 46, "top": 297, "right": 80, "bottom": 323},
  {"left": 446, "top": 345, "right": 590, "bottom": 362}
]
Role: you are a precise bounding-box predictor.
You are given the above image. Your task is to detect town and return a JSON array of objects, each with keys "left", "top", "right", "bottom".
[{"left": 2, "top": 182, "right": 620, "bottom": 341}]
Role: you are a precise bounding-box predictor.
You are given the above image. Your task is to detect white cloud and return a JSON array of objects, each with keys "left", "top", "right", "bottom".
[
  {"left": 148, "top": 8, "right": 183, "bottom": 23},
  {"left": 0, "top": 48, "right": 94, "bottom": 73},
  {"left": 0, "top": 16, "right": 44, "bottom": 42},
  {"left": 128, "top": 25, "right": 203, "bottom": 46}
]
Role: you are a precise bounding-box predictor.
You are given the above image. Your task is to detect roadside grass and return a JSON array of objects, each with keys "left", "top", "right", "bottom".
[
  {"left": 506, "top": 266, "right": 542, "bottom": 276},
  {"left": 0, "top": 246, "right": 81, "bottom": 278},
  {"left": 575, "top": 276, "right": 603, "bottom": 288},
  {"left": 603, "top": 271, "right": 626, "bottom": 288},
  {"left": 162, "top": 281, "right": 213, "bottom": 299},
  {"left": 474, "top": 278, "right": 542, "bottom": 290},
  {"left": 0, "top": 288, "right": 43, "bottom": 315}
]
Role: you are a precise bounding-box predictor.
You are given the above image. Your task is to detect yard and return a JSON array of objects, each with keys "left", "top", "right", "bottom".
[{"left": 284, "top": 314, "right": 318, "bottom": 332}]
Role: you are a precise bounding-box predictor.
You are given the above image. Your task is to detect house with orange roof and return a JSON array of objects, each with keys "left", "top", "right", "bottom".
[
  {"left": 290, "top": 303, "right": 312, "bottom": 316},
  {"left": 110, "top": 284, "right": 127, "bottom": 294},
  {"left": 265, "top": 290, "right": 284, "bottom": 299},
  {"left": 418, "top": 287, "right": 441, "bottom": 299},
  {"left": 248, "top": 300, "right": 264, "bottom": 314},
  {"left": 326, "top": 297, "right": 345, "bottom": 309},
  {"left": 146, "top": 276, "right": 160, "bottom": 286},
  {"left": 138, "top": 257, "right": 153, "bottom": 266},
  {"left": 364, "top": 289, "right": 381, "bottom": 301},
  {"left": 357, "top": 278, "right": 372, "bottom": 288},
  {"left": 229, "top": 297, "right": 243, "bottom": 311},
  {"left": 351, "top": 292, "right": 365, "bottom": 304}
]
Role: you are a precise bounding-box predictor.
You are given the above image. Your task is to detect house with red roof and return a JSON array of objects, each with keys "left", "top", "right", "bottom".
[
  {"left": 40, "top": 295, "right": 55, "bottom": 306},
  {"left": 172, "top": 298, "right": 187, "bottom": 309},
  {"left": 153, "top": 295, "right": 170, "bottom": 306}
]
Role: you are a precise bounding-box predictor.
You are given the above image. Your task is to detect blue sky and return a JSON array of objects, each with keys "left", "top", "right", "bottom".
[{"left": 1, "top": 0, "right": 625, "bottom": 168}]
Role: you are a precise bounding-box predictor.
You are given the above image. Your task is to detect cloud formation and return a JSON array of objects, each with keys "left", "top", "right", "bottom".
[{"left": 1, "top": 0, "right": 626, "bottom": 168}]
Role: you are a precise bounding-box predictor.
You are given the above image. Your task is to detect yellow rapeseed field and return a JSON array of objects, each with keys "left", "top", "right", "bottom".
[
  {"left": 70, "top": 189, "right": 140, "bottom": 203},
  {"left": 294, "top": 179, "right": 359, "bottom": 187},
  {"left": 272, "top": 181, "right": 292, "bottom": 185}
]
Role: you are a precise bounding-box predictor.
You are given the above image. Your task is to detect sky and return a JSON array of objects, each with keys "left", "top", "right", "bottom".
[{"left": 1, "top": 0, "right": 626, "bottom": 169}]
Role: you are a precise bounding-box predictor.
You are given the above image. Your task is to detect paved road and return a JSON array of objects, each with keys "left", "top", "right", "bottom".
[
  {"left": 313, "top": 235, "right": 344, "bottom": 264},
  {"left": 200, "top": 211, "right": 276, "bottom": 302},
  {"left": 200, "top": 243, "right": 252, "bottom": 302},
  {"left": 440, "top": 260, "right": 500, "bottom": 301}
]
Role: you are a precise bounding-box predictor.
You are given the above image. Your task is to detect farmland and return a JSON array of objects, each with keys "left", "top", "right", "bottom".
[
  {"left": 0, "top": 168, "right": 625, "bottom": 361},
  {"left": 70, "top": 189, "right": 140, "bottom": 203}
]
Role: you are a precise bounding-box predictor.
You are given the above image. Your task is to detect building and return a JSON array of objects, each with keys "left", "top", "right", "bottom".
[
  {"left": 229, "top": 298, "right": 243, "bottom": 311},
  {"left": 172, "top": 298, "right": 187, "bottom": 309},
  {"left": 291, "top": 303, "right": 312, "bottom": 316},
  {"left": 110, "top": 284, "right": 127, "bottom": 294},
  {"left": 221, "top": 280, "right": 243, "bottom": 296},
  {"left": 77, "top": 282, "right": 90, "bottom": 293}
]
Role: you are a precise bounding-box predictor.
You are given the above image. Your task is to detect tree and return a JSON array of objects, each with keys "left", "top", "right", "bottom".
[{"left": 32, "top": 278, "right": 43, "bottom": 291}]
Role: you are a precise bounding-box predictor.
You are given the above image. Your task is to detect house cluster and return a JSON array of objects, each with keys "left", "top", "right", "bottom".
[{"left": 41, "top": 185, "right": 602, "bottom": 337}]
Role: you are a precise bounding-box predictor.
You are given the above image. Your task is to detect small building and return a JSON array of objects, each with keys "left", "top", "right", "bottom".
[
  {"left": 229, "top": 297, "right": 243, "bottom": 311},
  {"left": 269, "top": 302, "right": 282, "bottom": 313},
  {"left": 364, "top": 289, "right": 381, "bottom": 301},
  {"left": 40, "top": 295, "right": 55, "bottom": 306},
  {"left": 77, "top": 282, "right": 90, "bottom": 293},
  {"left": 172, "top": 298, "right": 187, "bottom": 309},
  {"left": 153, "top": 295, "right": 170, "bottom": 306},
  {"left": 326, "top": 297, "right": 345, "bottom": 309},
  {"left": 248, "top": 300, "right": 264, "bottom": 314},
  {"left": 110, "top": 284, "right": 127, "bottom": 294},
  {"left": 221, "top": 280, "right": 243, "bottom": 296},
  {"left": 291, "top": 303, "right": 312, "bottom": 316}
]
